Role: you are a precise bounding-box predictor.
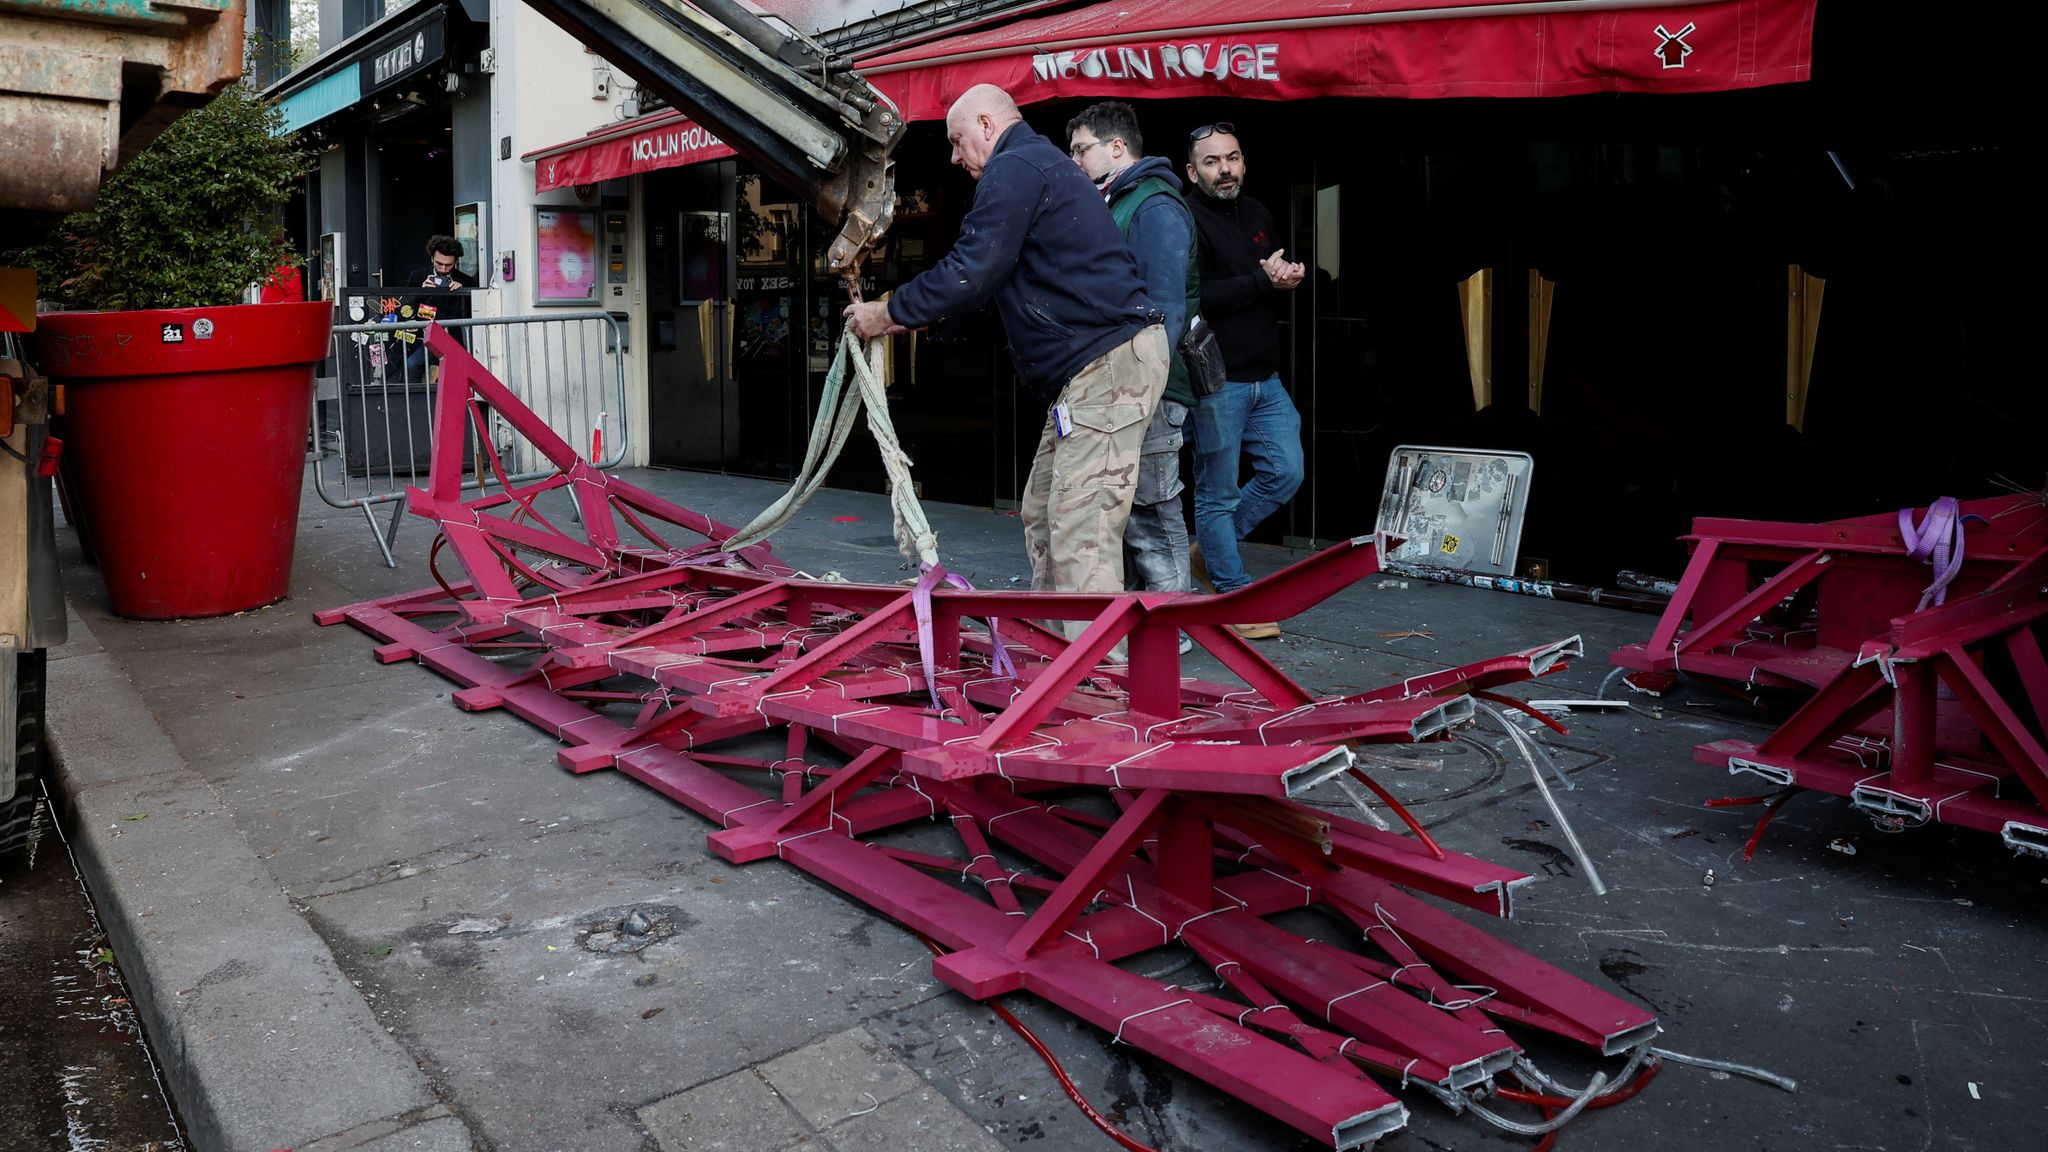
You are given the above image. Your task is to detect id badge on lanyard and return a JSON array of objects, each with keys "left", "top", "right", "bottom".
[{"left": 1052, "top": 402, "right": 1074, "bottom": 438}]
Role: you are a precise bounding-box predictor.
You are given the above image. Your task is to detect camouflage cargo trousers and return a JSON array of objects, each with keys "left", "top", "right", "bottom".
[{"left": 1021, "top": 325, "right": 1170, "bottom": 596}]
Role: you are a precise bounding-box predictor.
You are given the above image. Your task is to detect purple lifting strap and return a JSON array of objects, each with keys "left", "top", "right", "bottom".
[
  {"left": 1899, "top": 496, "right": 1965, "bottom": 611},
  {"left": 913, "top": 563, "right": 1018, "bottom": 709}
]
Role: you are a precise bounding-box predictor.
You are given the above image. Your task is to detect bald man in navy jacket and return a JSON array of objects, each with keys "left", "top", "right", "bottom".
[{"left": 846, "top": 85, "right": 1168, "bottom": 599}]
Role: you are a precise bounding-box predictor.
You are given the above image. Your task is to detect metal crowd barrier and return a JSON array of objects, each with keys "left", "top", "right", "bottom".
[{"left": 314, "top": 311, "right": 627, "bottom": 565}]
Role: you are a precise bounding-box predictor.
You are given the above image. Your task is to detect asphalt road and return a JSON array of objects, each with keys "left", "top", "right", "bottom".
[{"left": 38, "top": 465, "right": 2048, "bottom": 1150}]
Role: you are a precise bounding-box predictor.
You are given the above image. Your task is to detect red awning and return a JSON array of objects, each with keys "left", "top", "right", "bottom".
[
  {"left": 524, "top": 0, "right": 1815, "bottom": 190},
  {"left": 523, "top": 109, "right": 737, "bottom": 193},
  {"left": 857, "top": 0, "right": 1819, "bottom": 120}
]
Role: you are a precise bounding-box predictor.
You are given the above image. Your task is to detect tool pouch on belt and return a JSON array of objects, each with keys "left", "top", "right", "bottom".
[{"left": 1179, "top": 314, "right": 1227, "bottom": 397}]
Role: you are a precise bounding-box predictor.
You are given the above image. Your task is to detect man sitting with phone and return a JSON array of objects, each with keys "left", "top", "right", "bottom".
[
  {"left": 409, "top": 235, "right": 476, "bottom": 292},
  {"left": 399, "top": 235, "right": 476, "bottom": 379}
]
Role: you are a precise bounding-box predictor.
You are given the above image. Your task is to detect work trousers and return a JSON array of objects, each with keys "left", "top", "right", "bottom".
[
  {"left": 1020, "top": 325, "right": 1170, "bottom": 597},
  {"left": 1122, "top": 398, "right": 1192, "bottom": 593}
]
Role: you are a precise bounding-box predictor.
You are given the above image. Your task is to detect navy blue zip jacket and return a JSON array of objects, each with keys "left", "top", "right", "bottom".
[{"left": 888, "top": 121, "right": 1157, "bottom": 401}]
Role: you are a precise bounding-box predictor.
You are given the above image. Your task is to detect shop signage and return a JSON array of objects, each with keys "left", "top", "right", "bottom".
[
  {"left": 631, "top": 122, "right": 726, "bottom": 164},
  {"left": 360, "top": 10, "right": 447, "bottom": 97},
  {"left": 859, "top": 0, "right": 1818, "bottom": 119},
  {"left": 372, "top": 33, "right": 427, "bottom": 86},
  {"left": 532, "top": 114, "right": 737, "bottom": 193},
  {"left": 1030, "top": 41, "right": 1282, "bottom": 85}
]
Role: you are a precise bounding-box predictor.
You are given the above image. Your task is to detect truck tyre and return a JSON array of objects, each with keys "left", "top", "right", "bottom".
[{"left": 0, "top": 650, "right": 50, "bottom": 860}]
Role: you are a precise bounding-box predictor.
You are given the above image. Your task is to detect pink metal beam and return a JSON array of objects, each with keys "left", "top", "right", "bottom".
[
  {"left": 1681, "top": 535, "right": 2047, "bottom": 842},
  {"left": 1616, "top": 496, "right": 2046, "bottom": 683},
  {"left": 902, "top": 739, "right": 1357, "bottom": 798},
  {"left": 315, "top": 327, "right": 1665, "bottom": 1149}
]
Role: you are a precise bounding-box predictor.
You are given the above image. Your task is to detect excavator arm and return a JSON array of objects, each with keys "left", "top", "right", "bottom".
[{"left": 523, "top": 0, "right": 904, "bottom": 292}]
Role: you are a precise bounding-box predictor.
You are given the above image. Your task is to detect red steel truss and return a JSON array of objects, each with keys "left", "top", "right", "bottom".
[
  {"left": 319, "top": 327, "right": 1658, "bottom": 1147},
  {"left": 1612, "top": 496, "right": 2045, "bottom": 692},
  {"left": 1612, "top": 498, "right": 2048, "bottom": 847},
  {"left": 1699, "top": 546, "right": 2048, "bottom": 850}
]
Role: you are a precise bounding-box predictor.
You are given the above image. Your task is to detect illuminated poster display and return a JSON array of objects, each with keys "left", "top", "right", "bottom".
[
  {"left": 534, "top": 207, "right": 598, "bottom": 305},
  {"left": 455, "top": 202, "right": 486, "bottom": 283}
]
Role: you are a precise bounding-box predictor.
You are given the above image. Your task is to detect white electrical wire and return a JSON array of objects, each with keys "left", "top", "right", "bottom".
[
  {"left": 1514, "top": 1038, "right": 1655, "bottom": 1100},
  {"left": 1652, "top": 1046, "right": 1799, "bottom": 1093},
  {"left": 1472, "top": 701, "right": 1607, "bottom": 896},
  {"left": 1466, "top": 1071, "right": 1609, "bottom": 1135}
]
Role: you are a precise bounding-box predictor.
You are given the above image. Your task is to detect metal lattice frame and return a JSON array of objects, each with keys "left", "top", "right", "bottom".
[
  {"left": 1613, "top": 497, "right": 2048, "bottom": 845},
  {"left": 1699, "top": 546, "right": 2048, "bottom": 848},
  {"left": 319, "top": 326, "right": 1658, "bottom": 1148},
  {"left": 1612, "top": 496, "right": 2046, "bottom": 692}
]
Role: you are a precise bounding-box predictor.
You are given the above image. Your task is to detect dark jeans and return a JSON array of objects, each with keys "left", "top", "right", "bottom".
[{"left": 1188, "top": 374, "right": 1304, "bottom": 593}]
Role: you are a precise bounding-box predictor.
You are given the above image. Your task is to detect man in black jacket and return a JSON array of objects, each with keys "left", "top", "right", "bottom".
[
  {"left": 1184, "top": 123, "right": 1306, "bottom": 639},
  {"left": 846, "top": 85, "right": 1168, "bottom": 598},
  {"left": 400, "top": 235, "right": 476, "bottom": 378},
  {"left": 405, "top": 235, "right": 477, "bottom": 293}
]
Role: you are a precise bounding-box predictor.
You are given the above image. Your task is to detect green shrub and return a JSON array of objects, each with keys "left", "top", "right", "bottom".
[{"left": 28, "top": 81, "right": 312, "bottom": 311}]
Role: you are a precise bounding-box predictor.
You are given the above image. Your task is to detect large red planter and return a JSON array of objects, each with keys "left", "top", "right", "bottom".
[{"left": 32, "top": 301, "right": 333, "bottom": 619}]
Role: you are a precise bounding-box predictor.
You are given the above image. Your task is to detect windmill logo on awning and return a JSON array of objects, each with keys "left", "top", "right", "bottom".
[{"left": 1654, "top": 23, "right": 1696, "bottom": 69}]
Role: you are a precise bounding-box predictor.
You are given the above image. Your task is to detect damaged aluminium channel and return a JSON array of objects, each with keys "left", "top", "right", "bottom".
[{"left": 318, "top": 324, "right": 1663, "bottom": 1148}]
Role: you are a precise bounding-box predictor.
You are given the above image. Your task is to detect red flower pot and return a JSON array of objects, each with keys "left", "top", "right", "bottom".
[{"left": 32, "top": 301, "right": 333, "bottom": 619}]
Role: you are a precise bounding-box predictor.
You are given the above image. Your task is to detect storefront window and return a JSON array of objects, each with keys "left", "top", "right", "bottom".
[
  {"left": 679, "top": 212, "right": 727, "bottom": 300},
  {"left": 343, "top": 0, "right": 419, "bottom": 40},
  {"left": 289, "top": 0, "right": 320, "bottom": 64}
]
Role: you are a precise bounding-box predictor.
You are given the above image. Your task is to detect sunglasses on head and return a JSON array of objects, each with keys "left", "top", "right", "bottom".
[{"left": 1187, "top": 122, "right": 1236, "bottom": 144}]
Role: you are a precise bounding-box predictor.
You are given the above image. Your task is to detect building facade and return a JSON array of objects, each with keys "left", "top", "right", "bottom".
[{"left": 270, "top": 0, "right": 2037, "bottom": 582}]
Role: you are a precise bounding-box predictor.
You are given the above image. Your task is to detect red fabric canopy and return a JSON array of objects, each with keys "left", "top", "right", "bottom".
[
  {"left": 858, "top": 0, "right": 1819, "bottom": 120},
  {"left": 524, "top": 110, "right": 737, "bottom": 193},
  {"left": 525, "top": 0, "right": 1816, "bottom": 191}
]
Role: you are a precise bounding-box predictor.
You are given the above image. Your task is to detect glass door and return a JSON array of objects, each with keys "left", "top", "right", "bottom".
[{"left": 645, "top": 161, "right": 736, "bottom": 468}]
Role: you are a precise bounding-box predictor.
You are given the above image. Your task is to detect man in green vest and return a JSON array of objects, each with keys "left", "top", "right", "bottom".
[{"left": 1067, "top": 101, "right": 1200, "bottom": 624}]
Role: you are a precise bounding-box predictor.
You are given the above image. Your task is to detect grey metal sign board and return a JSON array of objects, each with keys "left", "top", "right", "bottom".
[{"left": 1375, "top": 445, "right": 1534, "bottom": 576}]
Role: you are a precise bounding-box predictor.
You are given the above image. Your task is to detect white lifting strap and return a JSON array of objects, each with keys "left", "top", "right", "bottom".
[{"left": 725, "top": 326, "right": 940, "bottom": 570}]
